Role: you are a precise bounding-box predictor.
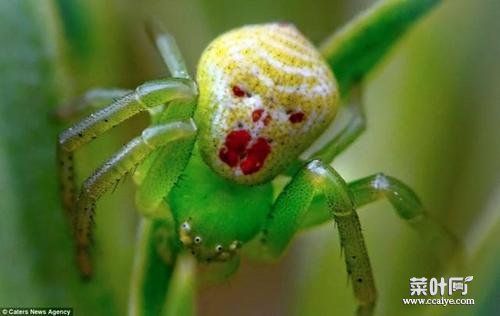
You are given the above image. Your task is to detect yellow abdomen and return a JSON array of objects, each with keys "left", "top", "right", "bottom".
[{"left": 195, "top": 23, "right": 339, "bottom": 184}]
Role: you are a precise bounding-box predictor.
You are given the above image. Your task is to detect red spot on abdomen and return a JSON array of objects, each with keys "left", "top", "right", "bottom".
[
  {"left": 219, "top": 130, "right": 251, "bottom": 167},
  {"left": 232, "top": 85, "right": 248, "bottom": 97},
  {"left": 225, "top": 130, "right": 251, "bottom": 155},
  {"left": 251, "top": 109, "right": 272, "bottom": 126},
  {"left": 263, "top": 115, "right": 272, "bottom": 126},
  {"left": 218, "top": 149, "right": 238, "bottom": 167},
  {"left": 252, "top": 109, "right": 264, "bottom": 122},
  {"left": 289, "top": 111, "right": 305, "bottom": 123},
  {"left": 219, "top": 130, "right": 271, "bottom": 175},
  {"left": 240, "top": 138, "right": 271, "bottom": 175}
]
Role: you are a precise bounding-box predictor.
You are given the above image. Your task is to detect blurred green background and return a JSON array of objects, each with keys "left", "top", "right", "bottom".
[{"left": 0, "top": 0, "right": 498, "bottom": 315}]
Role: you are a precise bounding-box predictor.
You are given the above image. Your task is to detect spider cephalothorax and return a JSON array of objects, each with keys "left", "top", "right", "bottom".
[{"left": 196, "top": 23, "right": 339, "bottom": 184}]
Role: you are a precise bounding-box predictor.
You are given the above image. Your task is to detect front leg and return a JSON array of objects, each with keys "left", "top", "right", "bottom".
[
  {"left": 75, "top": 119, "right": 196, "bottom": 277},
  {"left": 57, "top": 78, "right": 195, "bottom": 237},
  {"left": 56, "top": 88, "right": 132, "bottom": 120},
  {"left": 260, "top": 160, "right": 376, "bottom": 315}
]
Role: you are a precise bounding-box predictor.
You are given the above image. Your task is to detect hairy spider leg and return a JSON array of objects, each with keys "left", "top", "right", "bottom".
[
  {"left": 133, "top": 132, "right": 197, "bottom": 214},
  {"left": 131, "top": 22, "right": 198, "bottom": 218},
  {"left": 57, "top": 78, "right": 197, "bottom": 277},
  {"left": 75, "top": 119, "right": 196, "bottom": 276},
  {"left": 133, "top": 98, "right": 197, "bottom": 218},
  {"left": 127, "top": 25, "right": 202, "bottom": 315},
  {"left": 146, "top": 20, "right": 191, "bottom": 80},
  {"left": 299, "top": 174, "right": 460, "bottom": 259},
  {"left": 260, "top": 160, "right": 376, "bottom": 315},
  {"left": 57, "top": 78, "right": 195, "bottom": 229},
  {"left": 257, "top": 160, "right": 459, "bottom": 316},
  {"left": 348, "top": 174, "right": 460, "bottom": 262},
  {"left": 56, "top": 88, "right": 132, "bottom": 120},
  {"left": 57, "top": 22, "right": 191, "bottom": 122}
]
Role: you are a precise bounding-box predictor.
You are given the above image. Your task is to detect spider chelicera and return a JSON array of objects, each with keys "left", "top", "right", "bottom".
[{"left": 57, "top": 2, "right": 457, "bottom": 315}]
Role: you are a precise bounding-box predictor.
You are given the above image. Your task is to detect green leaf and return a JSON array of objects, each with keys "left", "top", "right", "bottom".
[
  {"left": 321, "top": 0, "right": 442, "bottom": 96},
  {"left": 0, "top": 1, "right": 116, "bottom": 314}
]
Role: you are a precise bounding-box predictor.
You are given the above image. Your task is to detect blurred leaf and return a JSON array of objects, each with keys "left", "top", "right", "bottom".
[
  {"left": 320, "top": 0, "right": 441, "bottom": 95},
  {"left": 0, "top": 1, "right": 116, "bottom": 314},
  {"left": 55, "top": 0, "right": 93, "bottom": 61}
]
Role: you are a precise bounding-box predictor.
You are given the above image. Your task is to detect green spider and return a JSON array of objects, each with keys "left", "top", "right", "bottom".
[{"left": 57, "top": 1, "right": 456, "bottom": 315}]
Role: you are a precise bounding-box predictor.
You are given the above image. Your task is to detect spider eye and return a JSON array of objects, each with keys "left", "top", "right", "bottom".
[
  {"left": 181, "top": 222, "right": 191, "bottom": 231},
  {"left": 229, "top": 240, "right": 241, "bottom": 251},
  {"left": 215, "top": 245, "right": 223, "bottom": 252},
  {"left": 194, "top": 236, "right": 202, "bottom": 244}
]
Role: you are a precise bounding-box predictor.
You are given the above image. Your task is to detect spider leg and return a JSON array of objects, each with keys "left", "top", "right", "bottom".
[
  {"left": 259, "top": 161, "right": 459, "bottom": 314},
  {"left": 132, "top": 97, "right": 197, "bottom": 218},
  {"left": 146, "top": 20, "right": 190, "bottom": 80},
  {"left": 296, "top": 173, "right": 459, "bottom": 262},
  {"left": 56, "top": 88, "right": 132, "bottom": 120},
  {"left": 58, "top": 78, "right": 195, "bottom": 152},
  {"left": 260, "top": 160, "right": 376, "bottom": 315},
  {"left": 134, "top": 134, "right": 196, "bottom": 218},
  {"left": 74, "top": 119, "right": 196, "bottom": 277},
  {"left": 347, "top": 173, "right": 460, "bottom": 261},
  {"left": 57, "top": 78, "right": 196, "bottom": 236}
]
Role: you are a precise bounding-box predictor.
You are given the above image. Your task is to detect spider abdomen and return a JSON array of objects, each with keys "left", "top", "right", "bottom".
[{"left": 196, "top": 23, "right": 339, "bottom": 184}]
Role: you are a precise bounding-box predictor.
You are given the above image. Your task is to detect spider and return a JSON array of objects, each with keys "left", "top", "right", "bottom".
[{"left": 57, "top": 1, "right": 456, "bottom": 315}]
